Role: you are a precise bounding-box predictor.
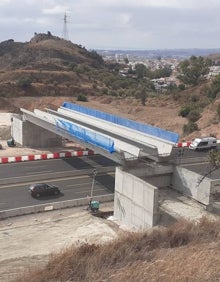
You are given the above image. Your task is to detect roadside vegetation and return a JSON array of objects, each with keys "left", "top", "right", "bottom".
[{"left": 15, "top": 217, "right": 220, "bottom": 282}]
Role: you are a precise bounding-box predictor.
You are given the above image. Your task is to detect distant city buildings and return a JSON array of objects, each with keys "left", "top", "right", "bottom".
[{"left": 96, "top": 49, "right": 220, "bottom": 92}]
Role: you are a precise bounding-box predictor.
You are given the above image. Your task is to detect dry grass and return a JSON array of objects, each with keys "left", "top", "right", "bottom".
[{"left": 14, "top": 217, "right": 220, "bottom": 282}]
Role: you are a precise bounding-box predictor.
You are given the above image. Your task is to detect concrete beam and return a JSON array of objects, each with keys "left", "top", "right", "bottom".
[
  {"left": 20, "top": 109, "right": 124, "bottom": 164},
  {"left": 56, "top": 107, "right": 174, "bottom": 156}
]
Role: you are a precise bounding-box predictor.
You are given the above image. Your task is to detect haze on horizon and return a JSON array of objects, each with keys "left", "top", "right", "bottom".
[{"left": 0, "top": 0, "right": 220, "bottom": 50}]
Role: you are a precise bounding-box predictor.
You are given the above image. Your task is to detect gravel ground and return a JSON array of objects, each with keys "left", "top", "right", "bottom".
[{"left": 0, "top": 203, "right": 119, "bottom": 282}]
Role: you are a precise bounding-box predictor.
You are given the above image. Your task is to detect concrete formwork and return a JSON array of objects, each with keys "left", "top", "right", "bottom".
[
  {"left": 12, "top": 115, "right": 62, "bottom": 147},
  {"left": 114, "top": 167, "right": 159, "bottom": 230}
]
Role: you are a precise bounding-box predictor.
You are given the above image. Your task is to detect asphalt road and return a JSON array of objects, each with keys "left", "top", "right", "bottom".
[
  {"left": 0, "top": 154, "right": 116, "bottom": 180},
  {"left": 0, "top": 155, "right": 116, "bottom": 211},
  {"left": 171, "top": 146, "right": 211, "bottom": 159}
]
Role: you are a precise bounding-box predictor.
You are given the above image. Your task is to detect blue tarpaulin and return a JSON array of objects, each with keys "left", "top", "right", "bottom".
[
  {"left": 62, "top": 102, "right": 179, "bottom": 143},
  {"left": 56, "top": 119, "right": 115, "bottom": 153}
]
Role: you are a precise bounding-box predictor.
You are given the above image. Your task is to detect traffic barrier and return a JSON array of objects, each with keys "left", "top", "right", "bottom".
[
  {"left": 175, "top": 139, "right": 220, "bottom": 148},
  {"left": 0, "top": 150, "right": 94, "bottom": 164},
  {"left": 174, "top": 141, "right": 191, "bottom": 148},
  {"left": 0, "top": 194, "right": 114, "bottom": 220}
]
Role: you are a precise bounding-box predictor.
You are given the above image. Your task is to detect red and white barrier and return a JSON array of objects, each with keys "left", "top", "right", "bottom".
[
  {"left": 174, "top": 141, "right": 191, "bottom": 148},
  {"left": 0, "top": 150, "right": 94, "bottom": 164}
]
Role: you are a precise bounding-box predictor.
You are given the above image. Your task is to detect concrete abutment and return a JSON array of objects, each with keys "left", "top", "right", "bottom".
[{"left": 11, "top": 115, "right": 62, "bottom": 147}]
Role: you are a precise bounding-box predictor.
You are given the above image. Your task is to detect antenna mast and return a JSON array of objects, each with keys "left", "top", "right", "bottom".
[{"left": 62, "top": 12, "right": 69, "bottom": 40}]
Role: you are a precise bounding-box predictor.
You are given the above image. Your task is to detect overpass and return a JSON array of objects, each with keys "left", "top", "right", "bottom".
[
  {"left": 15, "top": 101, "right": 179, "bottom": 165},
  {"left": 10, "top": 102, "right": 220, "bottom": 230}
]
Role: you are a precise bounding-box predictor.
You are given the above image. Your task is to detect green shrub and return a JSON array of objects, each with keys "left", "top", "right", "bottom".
[
  {"left": 178, "top": 105, "right": 191, "bottom": 117},
  {"left": 77, "top": 94, "right": 88, "bottom": 102},
  {"left": 18, "top": 77, "right": 32, "bottom": 88},
  {"left": 110, "top": 90, "right": 118, "bottom": 97},
  {"left": 183, "top": 122, "right": 198, "bottom": 134},
  {"left": 188, "top": 109, "right": 201, "bottom": 122},
  {"left": 178, "top": 84, "right": 186, "bottom": 91},
  {"left": 101, "top": 88, "right": 108, "bottom": 95},
  {"left": 190, "top": 94, "right": 199, "bottom": 103}
]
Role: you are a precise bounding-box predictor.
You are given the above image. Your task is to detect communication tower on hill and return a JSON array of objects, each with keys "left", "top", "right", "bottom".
[{"left": 62, "top": 12, "right": 69, "bottom": 40}]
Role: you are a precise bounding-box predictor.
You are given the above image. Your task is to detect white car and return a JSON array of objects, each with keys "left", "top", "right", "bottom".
[{"left": 189, "top": 137, "right": 217, "bottom": 151}]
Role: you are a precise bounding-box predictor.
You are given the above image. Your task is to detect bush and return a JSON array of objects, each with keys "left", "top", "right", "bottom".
[
  {"left": 18, "top": 77, "right": 32, "bottom": 88},
  {"left": 188, "top": 109, "right": 201, "bottom": 122},
  {"left": 190, "top": 94, "right": 199, "bottom": 102},
  {"left": 178, "top": 105, "right": 191, "bottom": 117},
  {"left": 178, "top": 84, "right": 186, "bottom": 91},
  {"left": 101, "top": 87, "right": 108, "bottom": 95},
  {"left": 77, "top": 94, "right": 88, "bottom": 102},
  {"left": 183, "top": 122, "right": 198, "bottom": 134},
  {"left": 110, "top": 90, "right": 118, "bottom": 97}
]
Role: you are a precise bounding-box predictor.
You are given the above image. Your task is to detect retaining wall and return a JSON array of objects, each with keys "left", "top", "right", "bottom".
[
  {"left": 114, "top": 167, "right": 159, "bottom": 230},
  {"left": 172, "top": 166, "right": 212, "bottom": 207}
]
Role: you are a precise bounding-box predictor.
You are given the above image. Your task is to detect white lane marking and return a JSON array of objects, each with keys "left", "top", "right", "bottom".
[
  {"left": 0, "top": 175, "right": 90, "bottom": 189},
  {"left": 181, "top": 161, "right": 210, "bottom": 167},
  {"left": 25, "top": 170, "right": 54, "bottom": 175},
  {"left": 66, "top": 182, "right": 92, "bottom": 187},
  {"left": 75, "top": 188, "right": 106, "bottom": 194},
  {"left": 0, "top": 172, "right": 115, "bottom": 189},
  {"left": 22, "top": 165, "right": 48, "bottom": 169}
]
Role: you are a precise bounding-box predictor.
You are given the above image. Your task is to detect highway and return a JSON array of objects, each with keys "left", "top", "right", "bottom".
[
  {"left": 0, "top": 155, "right": 116, "bottom": 211},
  {"left": 0, "top": 154, "right": 116, "bottom": 180},
  {"left": 0, "top": 147, "right": 218, "bottom": 212}
]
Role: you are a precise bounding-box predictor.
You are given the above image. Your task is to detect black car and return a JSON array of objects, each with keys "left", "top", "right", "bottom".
[{"left": 29, "top": 183, "right": 61, "bottom": 198}]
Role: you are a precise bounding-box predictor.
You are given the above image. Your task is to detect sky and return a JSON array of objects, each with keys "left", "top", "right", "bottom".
[{"left": 0, "top": 0, "right": 220, "bottom": 50}]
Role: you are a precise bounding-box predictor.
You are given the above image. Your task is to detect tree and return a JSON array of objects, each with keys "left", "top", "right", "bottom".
[
  {"left": 124, "top": 57, "right": 129, "bottom": 64},
  {"left": 177, "top": 56, "right": 212, "bottom": 86},
  {"left": 207, "top": 74, "right": 220, "bottom": 99},
  {"left": 135, "top": 64, "right": 147, "bottom": 79},
  {"left": 136, "top": 87, "right": 147, "bottom": 106}
]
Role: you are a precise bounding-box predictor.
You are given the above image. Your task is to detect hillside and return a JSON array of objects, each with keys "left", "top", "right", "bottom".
[
  {"left": 1, "top": 33, "right": 220, "bottom": 140},
  {"left": 0, "top": 32, "right": 104, "bottom": 98},
  {"left": 15, "top": 217, "right": 220, "bottom": 282}
]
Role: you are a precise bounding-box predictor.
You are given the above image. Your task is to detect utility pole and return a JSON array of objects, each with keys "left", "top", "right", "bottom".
[
  {"left": 90, "top": 169, "right": 97, "bottom": 198},
  {"left": 62, "top": 12, "right": 69, "bottom": 40}
]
